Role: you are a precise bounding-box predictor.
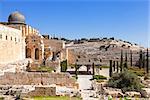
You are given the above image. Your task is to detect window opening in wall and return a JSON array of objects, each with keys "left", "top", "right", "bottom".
[
  {"left": 6, "top": 36, "right": 7, "bottom": 40},
  {"left": 26, "top": 47, "right": 31, "bottom": 58},
  {"left": 35, "top": 48, "right": 39, "bottom": 60}
]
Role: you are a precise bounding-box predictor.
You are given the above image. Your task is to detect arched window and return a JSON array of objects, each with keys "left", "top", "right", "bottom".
[
  {"left": 35, "top": 48, "right": 39, "bottom": 60},
  {"left": 26, "top": 47, "right": 31, "bottom": 58}
]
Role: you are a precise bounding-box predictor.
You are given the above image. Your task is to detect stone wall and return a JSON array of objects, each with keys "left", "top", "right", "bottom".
[
  {"left": 23, "top": 86, "right": 56, "bottom": 97},
  {"left": 67, "top": 49, "right": 76, "bottom": 65},
  {"left": 0, "top": 72, "right": 78, "bottom": 88},
  {"left": 5, "top": 24, "right": 39, "bottom": 37},
  {"left": 43, "top": 39, "right": 65, "bottom": 53},
  {"left": 0, "top": 24, "right": 25, "bottom": 64},
  {"left": 25, "top": 34, "right": 44, "bottom": 65},
  {"left": 45, "top": 61, "right": 60, "bottom": 70}
]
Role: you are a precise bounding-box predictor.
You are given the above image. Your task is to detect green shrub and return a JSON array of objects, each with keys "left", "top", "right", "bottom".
[
  {"left": 98, "top": 66, "right": 110, "bottom": 68},
  {"left": 72, "top": 75, "right": 78, "bottom": 80},
  {"left": 92, "top": 75, "right": 107, "bottom": 80},
  {"left": 60, "top": 60, "right": 67, "bottom": 72},
  {"left": 128, "top": 67, "right": 145, "bottom": 76},
  {"left": 37, "top": 66, "right": 54, "bottom": 72},
  {"left": 108, "top": 69, "right": 144, "bottom": 93},
  {"left": 0, "top": 97, "right": 4, "bottom": 100}
]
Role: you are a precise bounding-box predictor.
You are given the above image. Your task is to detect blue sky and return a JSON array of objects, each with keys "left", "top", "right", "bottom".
[{"left": 0, "top": 0, "right": 149, "bottom": 47}]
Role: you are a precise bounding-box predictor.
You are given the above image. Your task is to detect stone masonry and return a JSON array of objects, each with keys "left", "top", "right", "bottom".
[{"left": 0, "top": 72, "right": 78, "bottom": 88}]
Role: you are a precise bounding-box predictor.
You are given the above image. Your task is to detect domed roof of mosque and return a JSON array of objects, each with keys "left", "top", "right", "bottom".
[{"left": 8, "top": 11, "right": 25, "bottom": 24}]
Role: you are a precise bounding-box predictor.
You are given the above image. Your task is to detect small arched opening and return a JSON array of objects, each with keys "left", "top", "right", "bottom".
[
  {"left": 26, "top": 47, "right": 31, "bottom": 58},
  {"left": 35, "top": 48, "right": 39, "bottom": 60}
]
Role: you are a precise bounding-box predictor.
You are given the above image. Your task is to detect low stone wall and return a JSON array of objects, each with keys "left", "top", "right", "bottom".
[
  {"left": 23, "top": 86, "right": 56, "bottom": 97},
  {"left": 0, "top": 72, "right": 78, "bottom": 88}
]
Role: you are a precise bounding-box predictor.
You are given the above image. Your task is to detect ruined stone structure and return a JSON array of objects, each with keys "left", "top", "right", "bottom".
[
  {"left": 43, "top": 37, "right": 67, "bottom": 70},
  {"left": 0, "top": 24, "right": 25, "bottom": 64},
  {"left": 0, "top": 72, "right": 78, "bottom": 88},
  {"left": 43, "top": 38, "right": 66, "bottom": 60},
  {"left": 24, "top": 86, "right": 56, "bottom": 97},
  {"left": 25, "top": 35, "right": 44, "bottom": 65}
]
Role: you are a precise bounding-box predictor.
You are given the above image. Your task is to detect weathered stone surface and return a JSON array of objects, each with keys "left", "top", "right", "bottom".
[
  {"left": 142, "top": 88, "right": 150, "bottom": 98},
  {"left": 103, "top": 87, "right": 123, "bottom": 97},
  {"left": 0, "top": 24, "right": 25, "bottom": 65},
  {"left": 125, "top": 91, "right": 141, "bottom": 97},
  {"left": 0, "top": 72, "right": 78, "bottom": 88},
  {"left": 24, "top": 86, "right": 56, "bottom": 97}
]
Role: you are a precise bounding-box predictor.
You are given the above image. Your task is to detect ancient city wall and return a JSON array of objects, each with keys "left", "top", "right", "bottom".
[
  {"left": 0, "top": 72, "right": 78, "bottom": 88},
  {"left": 0, "top": 24, "right": 25, "bottom": 64}
]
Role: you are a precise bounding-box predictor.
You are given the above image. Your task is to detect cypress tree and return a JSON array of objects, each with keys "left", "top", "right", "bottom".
[
  {"left": 92, "top": 62, "right": 95, "bottom": 75},
  {"left": 109, "top": 60, "right": 113, "bottom": 77},
  {"left": 120, "top": 50, "right": 123, "bottom": 72},
  {"left": 124, "top": 52, "right": 128, "bottom": 69},
  {"left": 146, "top": 48, "right": 149, "bottom": 74},
  {"left": 130, "top": 50, "right": 132, "bottom": 67},
  {"left": 139, "top": 50, "right": 143, "bottom": 69},
  {"left": 117, "top": 61, "right": 119, "bottom": 73},
  {"left": 142, "top": 53, "right": 145, "bottom": 68},
  {"left": 113, "top": 61, "right": 115, "bottom": 71}
]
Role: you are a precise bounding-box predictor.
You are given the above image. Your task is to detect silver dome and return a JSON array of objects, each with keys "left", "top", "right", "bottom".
[{"left": 8, "top": 11, "right": 25, "bottom": 24}]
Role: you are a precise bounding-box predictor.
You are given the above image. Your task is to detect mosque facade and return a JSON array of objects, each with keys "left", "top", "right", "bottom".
[{"left": 0, "top": 11, "right": 67, "bottom": 69}]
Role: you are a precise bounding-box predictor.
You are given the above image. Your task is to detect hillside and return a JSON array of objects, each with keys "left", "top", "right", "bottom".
[{"left": 65, "top": 37, "right": 146, "bottom": 66}]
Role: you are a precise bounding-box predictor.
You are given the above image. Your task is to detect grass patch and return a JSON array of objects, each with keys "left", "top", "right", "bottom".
[
  {"left": 96, "top": 80, "right": 105, "bottom": 83},
  {"left": 0, "top": 97, "right": 4, "bottom": 100},
  {"left": 128, "top": 67, "right": 146, "bottom": 76},
  {"left": 36, "top": 66, "right": 54, "bottom": 72},
  {"left": 72, "top": 75, "right": 78, "bottom": 80},
  {"left": 91, "top": 75, "right": 107, "bottom": 80},
  {"left": 31, "top": 96, "right": 81, "bottom": 100}
]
